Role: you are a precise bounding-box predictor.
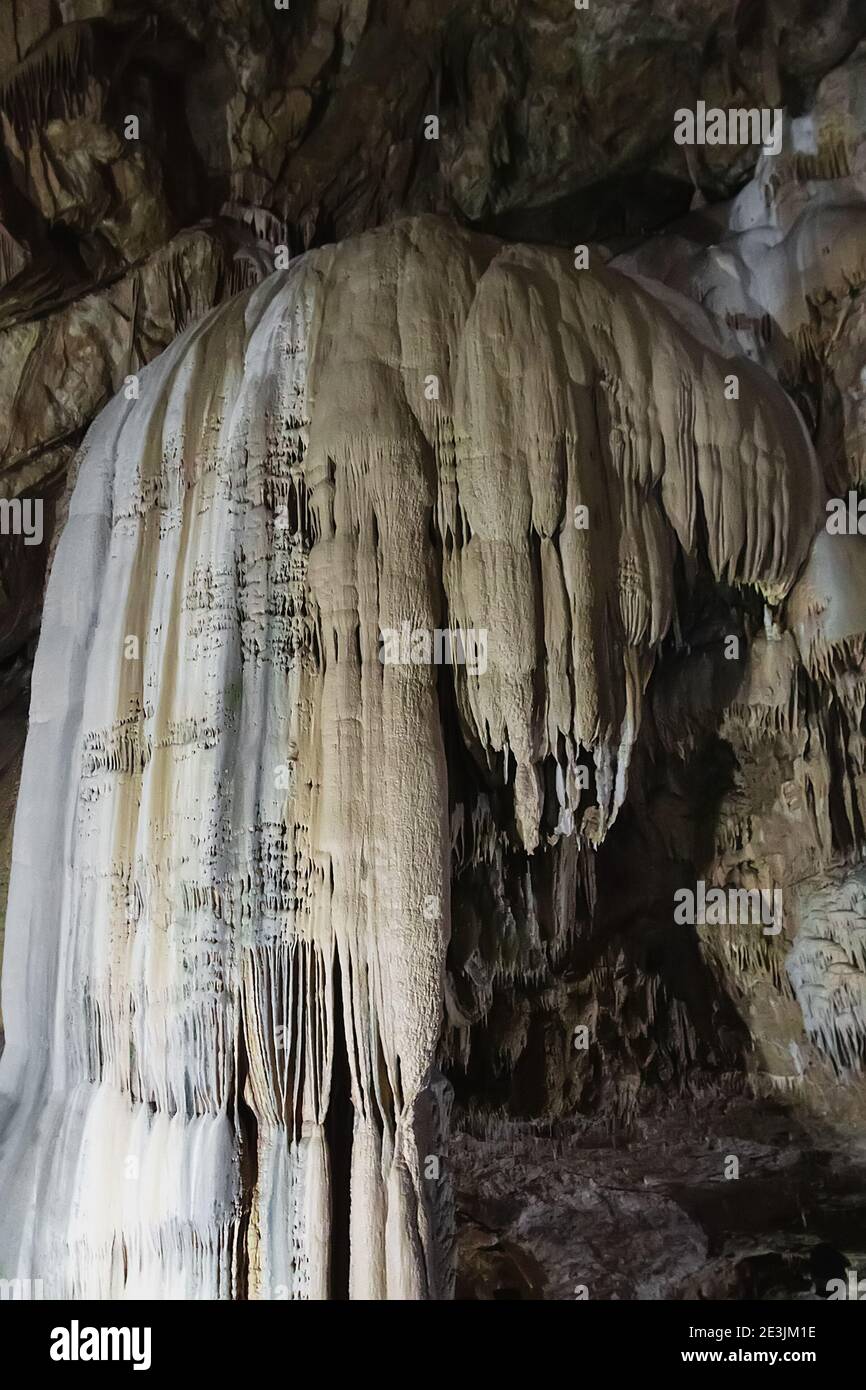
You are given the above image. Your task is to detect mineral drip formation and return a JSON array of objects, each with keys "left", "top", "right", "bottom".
[{"left": 0, "top": 216, "right": 819, "bottom": 1299}]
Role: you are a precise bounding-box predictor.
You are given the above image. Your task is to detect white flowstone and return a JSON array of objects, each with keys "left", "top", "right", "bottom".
[{"left": 0, "top": 216, "right": 820, "bottom": 1299}]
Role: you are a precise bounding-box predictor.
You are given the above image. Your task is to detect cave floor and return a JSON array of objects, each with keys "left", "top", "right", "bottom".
[{"left": 453, "top": 1098, "right": 866, "bottom": 1300}]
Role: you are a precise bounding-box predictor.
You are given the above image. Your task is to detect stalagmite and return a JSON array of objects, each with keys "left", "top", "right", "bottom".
[{"left": 0, "top": 216, "right": 820, "bottom": 1298}]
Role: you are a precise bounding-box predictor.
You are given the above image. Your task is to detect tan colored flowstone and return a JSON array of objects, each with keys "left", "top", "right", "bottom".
[{"left": 0, "top": 216, "right": 818, "bottom": 1298}]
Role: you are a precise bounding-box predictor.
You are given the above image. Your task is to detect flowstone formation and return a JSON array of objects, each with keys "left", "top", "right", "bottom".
[
  {"left": 0, "top": 215, "right": 820, "bottom": 1298},
  {"left": 430, "top": 53, "right": 866, "bottom": 1300}
]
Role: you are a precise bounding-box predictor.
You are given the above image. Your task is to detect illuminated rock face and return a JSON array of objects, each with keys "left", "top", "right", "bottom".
[{"left": 0, "top": 216, "right": 821, "bottom": 1298}]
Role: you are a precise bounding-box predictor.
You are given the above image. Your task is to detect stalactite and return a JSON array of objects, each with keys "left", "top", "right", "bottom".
[
  {"left": 0, "top": 216, "right": 820, "bottom": 1298},
  {"left": 789, "top": 871, "right": 866, "bottom": 1073},
  {"left": 0, "top": 223, "right": 27, "bottom": 291},
  {"left": 0, "top": 23, "right": 96, "bottom": 138}
]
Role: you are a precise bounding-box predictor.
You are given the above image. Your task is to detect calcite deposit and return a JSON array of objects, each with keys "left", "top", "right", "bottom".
[
  {"left": 0, "top": 213, "right": 826, "bottom": 1297},
  {"left": 1, "top": 0, "right": 866, "bottom": 1303}
]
